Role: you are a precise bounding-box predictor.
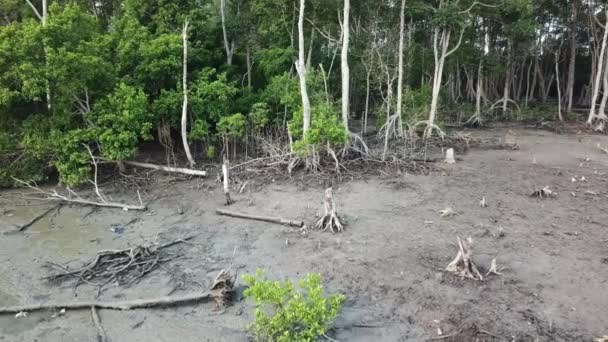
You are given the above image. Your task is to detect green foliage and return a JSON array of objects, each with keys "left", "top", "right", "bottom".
[
  {"left": 290, "top": 102, "right": 348, "bottom": 155},
  {"left": 89, "top": 83, "right": 153, "bottom": 161},
  {"left": 249, "top": 102, "right": 270, "bottom": 132},
  {"left": 51, "top": 129, "right": 94, "bottom": 186},
  {"left": 190, "top": 68, "right": 238, "bottom": 122},
  {"left": 242, "top": 270, "right": 345, "bottom": 342},
  {"left": 217, "top": 113, "right": 246, "bottom": 139}
]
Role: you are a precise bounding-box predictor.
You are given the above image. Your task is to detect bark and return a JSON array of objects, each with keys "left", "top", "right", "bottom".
[
  {"left": 113, "top": 160, "right": 207, "bottom": 177},
  {"left": 341, "top": 0, "right": 351, "bottom": 131},
  {"left": 588, "top": 8, "right": 608, "bottom": 124},
  {"left": 215, "top": 209, "right": 304, "bottom": 227},
  {"left": 396, "top": 0, "right": 406, "bottom": 136},
  {"left": 296, "top": 0, "right": 311, "bottom": 137},
  {"left": 502, "top": 40, "right": 513, "bottom": 114},
  {"left": 566, "top": 0, "right": 578, "bottom": 112},
  {"left": 306, "top": 29, "right": 315, "bottom": 70},
  {"left": 220, "top": 0, "right": 234, "bottom": 65},
  {"left": 246, "top": 45, "right": 252, "bottom": 88},
  {"left": 181, "top": 21, "right": 195, "bottom": 167},
  {"left": 363, "top": 62, "right": 371, "bottom": 135},
  {"left": 556, "top": 50, "right": 564, "bottom": 122}
]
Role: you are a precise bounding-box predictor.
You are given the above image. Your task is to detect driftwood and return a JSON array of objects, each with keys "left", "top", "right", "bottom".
[
  {"left": 91, "top": 306, "right": 107, "bottom": 342},
  {"left": 223, "top": 159, "right": 234, "bottom": 205},
  {"left": 45, "top": 236, "right": 196, "bottom": 293},
  {"left": 0, "top": 269, "right": 235, "bottom": 314},
  {"left": 18, "top": 204, "right": 61, "bottom": 231},
  {"left": 118, "top": 160, "right": 206, "bottom": 177},
  {"left": 316, "top": 188, "right": 345, "bottom": 233},
  {"left": 445, "top": 237, "right": 483, "bottom": 280},
  {"left": 216, "top": 209, "right": 304, "bottom": 228}
]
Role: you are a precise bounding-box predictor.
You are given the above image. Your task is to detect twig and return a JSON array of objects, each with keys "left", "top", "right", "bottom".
[
  {"left": 17, "top": 204, "right": 61, "bottom": 231},
  {"left": 91, "top": 306, "right": 107, "bottom": 342},
  {"left": 216, "top": 209, "right": 304, "bottom": 228}
]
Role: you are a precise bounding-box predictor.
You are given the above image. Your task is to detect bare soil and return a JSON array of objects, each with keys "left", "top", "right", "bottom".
[{"left": 1, "top": 128, "right": 607, "bottom": 342}]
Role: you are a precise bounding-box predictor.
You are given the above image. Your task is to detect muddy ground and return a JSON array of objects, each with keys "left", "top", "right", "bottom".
[{"left": 1, "top": 127, "right": 607, "bottom": 342}]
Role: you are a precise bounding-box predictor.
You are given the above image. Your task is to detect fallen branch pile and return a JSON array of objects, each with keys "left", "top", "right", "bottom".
[
  {"left": 0, "top": 269, "right": 236, "bottom": 314},
  {"left": 446, "top": 237, "right": 483, "bottom": 280},
  {"left": 45, "top": 236, "right": 196, "bottom": 293},
  {"left": 316, "top": 187, "right": 345, "bottom": 233}
]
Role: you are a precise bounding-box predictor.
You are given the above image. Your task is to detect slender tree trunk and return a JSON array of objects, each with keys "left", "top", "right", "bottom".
[
  {"left": 588, "top": 9, "right": 608, "bottom": 124},
  {"left": 246, "top": 45, "right": 252, "bottom": 88},
  {"left": 396, "top": 0, "right": 406, "bottom": 136},
  {"left": 341, "top": 0, "right": 351, "bottom": 131},
  {"left": 502, "top": 40, "right": 512, "bottom": 113},
  {"left": 295, "top": 0, "right": 311, "bottom": 137},
  {"left": 599, "top": 47, "right": 608, "bottom": 117},
  {"left": 556, "top": 49, "right": 564, "bottom": 122},
  {"left": 220, "top": 0, "right": 234, "bottom": 65},
  {"left": 363, "top": 62, "right": 371, "bottom": 135},
  {"left": 306, "top": 29, "right": 314, "bottom": 70},
  {"left": 181, "top": 21, "right": 195, "bottom": 167},
  {"left": 475, "top": 60, "right": 483, "bottom": 119},
  {"left": 566, "top": 0, "right": 578, "bottom": 113}
]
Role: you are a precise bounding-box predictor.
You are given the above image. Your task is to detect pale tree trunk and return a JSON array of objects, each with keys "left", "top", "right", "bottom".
[
  {"left": 341, "top": 0, "right": 350, "bottom": 131},
  {"left": 566, "top": 0, "right": 578, "bottom": 112},
  {"left": 246, "top": 45, "right": 252, "bottom": 88},
  {"left": 588, "top": 9, "right": 608, "bottom": 124},
  {"left": 427, "top": 25, "right": 464, "bottom": 137},
  {"left": 295, "top": 0, "right": 311, "bottom": 137},
  {"left": 306, "top": 29, "right": 314, "bottom": 70},
  {"left": 220, "top": 0, "right": 234, "bottom": 65},
  {"left": 475, "top": 61, "right": 483, "bottom": 119},
  {"left": 363, "top": 62, "right": 371, "bottom": 135},
  {"left": 555, "top": 49, "right": 564, "bottom": 122},
  {"left": 395, "top": 0, "right": 406, "bottom": 136},
  {"left": 502, "top": 39, "right": 513, "bottom": 114},
  {"left": 181, "top": 21, "right": 195, "bottom": 167},
  {"left": 598, "top": 47, "right": 608, "bottom": 118}
]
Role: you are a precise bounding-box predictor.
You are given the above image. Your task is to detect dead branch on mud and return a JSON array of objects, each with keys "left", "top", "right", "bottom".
[
  {"left": 216, "top": 208, "right": 304, "bottom": 228},
  {"left": 17, "top": 204, "right": 62, "bottom": 231},
  {"left": 0, "top": 269, "right": 236, "bottom": 314},
  {"left": 111, "top": 159, "right": 207, "bottom": 177},
  {"left": 531, "top": 186, "right": 556, "bottom": 198},
  {"left": 486, "top": 258, "right": 503, "bottom": 276},
  {"left": 316, "top": 187, "right": 345, "bottom": 233},
  {"left": 45, "top": 235, "right": 196, "bottom": 293},
  {"left": 446, "top": 237, "right": 483, "bottom": 280},
  {"left": 91, "top": 306, "right": 107, "bottom": 342}
]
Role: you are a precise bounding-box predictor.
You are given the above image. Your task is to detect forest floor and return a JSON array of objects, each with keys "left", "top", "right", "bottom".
[{"left": 1, "top": 127, "right": 608, "bottom": 342}]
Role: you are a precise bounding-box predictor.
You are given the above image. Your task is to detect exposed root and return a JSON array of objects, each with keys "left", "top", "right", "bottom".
[
  {"left": 315, "top": 187, "right": 345, "bottom": 233},
  {"left": 531, "top": 186, "right": 556, "bottom": 198},
  {"left": 439, "top": 207, "right": 457, "bottom": 217},
  {"left": 45, "top": 235, "right": 196, "bottom": 294},
  {"left": 485, "top": 258, "right": 503, "bottom": 276},
  {"left": 445, "top": 237, "right": 483, "bottom": 281},
  {"left": 413, "top": 120, "right": 446, "bottom": 139}
]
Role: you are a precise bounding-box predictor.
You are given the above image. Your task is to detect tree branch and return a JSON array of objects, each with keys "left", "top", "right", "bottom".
[{"left": 25, "top": 0, "right": 43, "bottom": 21}]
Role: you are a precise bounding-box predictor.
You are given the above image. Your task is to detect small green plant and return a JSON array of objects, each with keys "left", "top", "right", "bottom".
[{"left": 242, "top": 269, "right": 345, "bottom": 342}]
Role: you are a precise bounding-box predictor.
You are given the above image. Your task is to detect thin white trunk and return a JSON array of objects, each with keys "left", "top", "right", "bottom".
[
  {"left": 341, "top": 0, "right": 350, "bottom": 131},
  {"left": 475, "top": 61, "right": 483, "bottom": 118},
  {"left": 566, "top": 0, "right": 578, "bottom": 112},
  {"left": 246, "top": 45, "right": 252, "bottom": 88},
  {"left": 363, "top": 63, "right": 371, "bottom": 135},
  {"left": 502, "top": 40, "right": 512, "bottom": 113},
  {"left": 588, "top": 9, "right": 608, "bottom": 124},
  {"left": 306, "top": 29, "right": 314, "bottom": 70},
  {"left": 555, "top": 50, "right": 564, "bottom": 122},
  {"left": 220, "top": 0, "right": 234, "bottom": 65},
  {"left": 296, "top": 0, "right": 311, "bottom": 137},
  {"left": 396, "top": 0, "right": 406, "bottom": 136},
  {"left": 181, "top": 21, "right": 195, "bottom": 167}
]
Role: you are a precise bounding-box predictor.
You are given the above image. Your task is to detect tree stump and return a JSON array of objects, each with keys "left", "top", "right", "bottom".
[
  {"left": 315, "top": 188, "right": 345, "bottom": 233},
  {"left": 445, "top": 237, "right": 483, "bottom": 280},
  {"left": 223, "top": 159, "right": 233, "bottom": 205}
]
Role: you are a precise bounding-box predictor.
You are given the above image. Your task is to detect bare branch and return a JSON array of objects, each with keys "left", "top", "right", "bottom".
[
  {"left": 445, "top": 26, "right": 466, "bottom": 58},
  {"left": 458, "top": 1, "right": 498, "bottom": 14},
  {"left": 25, "top": 0, "right": 43, "bottom": 21}
]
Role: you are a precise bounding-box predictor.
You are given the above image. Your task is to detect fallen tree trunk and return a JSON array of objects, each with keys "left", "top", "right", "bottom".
[
  {"left": 0, "top": 292, "right": 213, "bottom": 314},
  {"left": 1, "top": 269, "right": 235, "bottom": 314},
  {"left": 117, "top": 160, "right": 206, "bottom": 177},
  {"left": 216, "top": 208, "right": 304, "bottom": 228},
  {"left": 18, "top": 204, "right": 61, "bottom": 231}
]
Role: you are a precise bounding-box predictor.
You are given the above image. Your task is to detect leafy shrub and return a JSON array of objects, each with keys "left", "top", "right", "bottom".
[
  {"left": 249, "top": 102, "right": 270, "bottom": 132},
  {"left": 289, "top": 102, "right": 348, "bottom": 155},
  {"left": 51, "top": 129, "right": 95, "bottom": 186},
  {"left": 217, "top": 113, "right": 246, "bottom": 140},
  {"left": 243, "top": 269, "right": 345, "bottom": 342}
]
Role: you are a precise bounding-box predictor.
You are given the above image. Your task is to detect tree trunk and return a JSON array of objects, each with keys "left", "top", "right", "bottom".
[
  {"left": 588, "top": 8, "right": 608, "bottom": 124},
  {"left": 181, "top": 21, "right": 195, "bottom": 167},
  {"left": 306, "top": 29, "right": 314, "bottom": 70},
  {"left": 502, "top": 40, "right": 512, "bottom": 114},
  {"left": 396, "top": 0, "right": 406, "bottom": 136},
  {"left": 296, "top": 0, "right": 311, "bottom": 137},
  {"left": 220, "top": 0, "right": 234, "bottom": 65},
  {"left": 246, "top": 45, "right": 252, "bottom": 88},
  {"left": 341, "top": 0, "right": 351, "bottom": 131},
  {"left": 363, "top": 63, "right": 371, "bottom": 135},
  {"left": 555, "top": 50, "right": 564, "bottom": 122},
  {"left": 566, "top": 0, "right": 578, "bottom": 113}
]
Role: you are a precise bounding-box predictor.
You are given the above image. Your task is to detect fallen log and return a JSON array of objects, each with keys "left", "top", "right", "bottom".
[
  {"left": 0, "top": 269, "right": 235, "bottom": 314},
  {"left": 18, "top": 204, "right": 61, "bottom": 231},
  {"left": 216, "top": 208, "right": 304, "bottom": 228},
  {"left": 118, "top": 160, "right": 207, "bottom": 177},
  {"left": 91, "top": 306, "right": 107, "bottom": 342}
]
